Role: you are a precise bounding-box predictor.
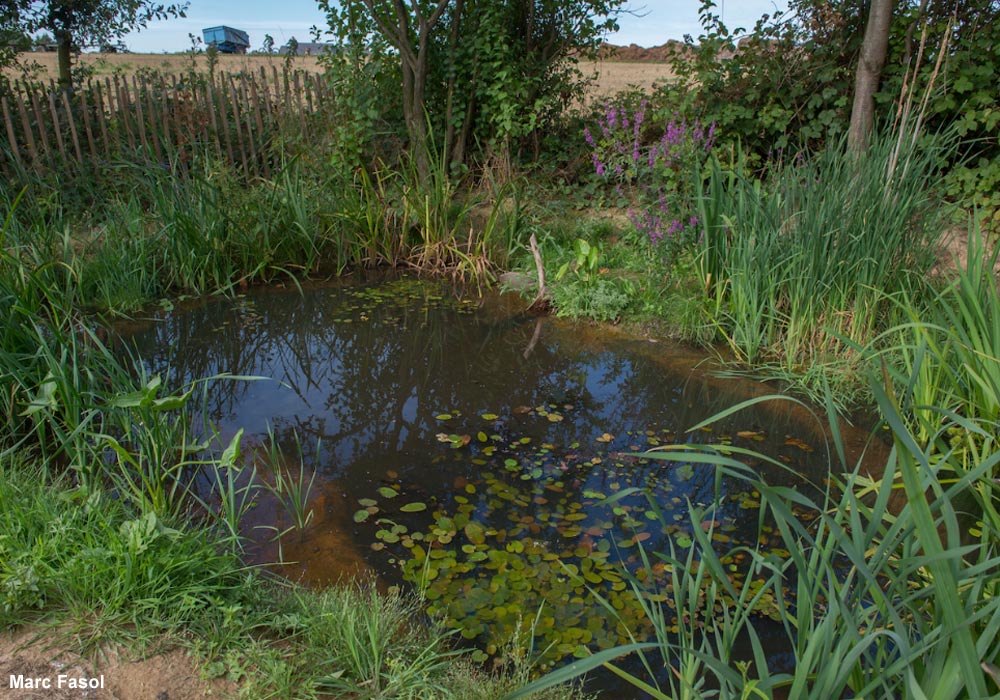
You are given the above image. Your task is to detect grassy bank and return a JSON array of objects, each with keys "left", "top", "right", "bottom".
[
  {"left": 521, "top": 126, "right": 967, "bottom": 404},
  {"left": 3, "top": 50, "right": 1000, "bottom": 699},
  {"left": 0, "top": 160, "right": 579, "bottom": 698},
  {"left": 504, "top": 112, "right": 1000, "bottom": 698}
]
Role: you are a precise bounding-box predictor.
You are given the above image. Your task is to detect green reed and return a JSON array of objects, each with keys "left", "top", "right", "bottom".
[
  {"left": 511, "top": 381, "right": 1000, "bottom": 700},
  {"left": 694, "top": 132, "right": 946, "bottom": 389}
]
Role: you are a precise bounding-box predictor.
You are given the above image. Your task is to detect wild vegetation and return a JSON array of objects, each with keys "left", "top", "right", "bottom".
[{"left": 2, "top": 0, "right": 1000, "bottom": 698}]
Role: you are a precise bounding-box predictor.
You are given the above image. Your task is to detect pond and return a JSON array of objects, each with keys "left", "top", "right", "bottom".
[{"left": 121, "top": 275, "right": 867, "bottom": 687}]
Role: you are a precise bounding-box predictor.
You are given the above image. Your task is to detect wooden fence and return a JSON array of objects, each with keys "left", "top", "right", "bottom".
[{"left": 0, "top": 67, "right": 334, "bottom": 180}]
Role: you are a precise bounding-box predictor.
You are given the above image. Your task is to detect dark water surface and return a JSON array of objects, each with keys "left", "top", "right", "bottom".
[{"left": 121, "top": 276, "right": 868, "bottom": 692}]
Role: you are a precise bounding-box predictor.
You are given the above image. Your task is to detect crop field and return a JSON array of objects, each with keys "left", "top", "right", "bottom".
[{"left": 4, "top": 52, "right": 674, "bottom": 97}]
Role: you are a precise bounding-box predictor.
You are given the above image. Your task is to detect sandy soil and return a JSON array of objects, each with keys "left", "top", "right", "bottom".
[{"left": 0, "top": 629, "right": 234, "bottom": 700}]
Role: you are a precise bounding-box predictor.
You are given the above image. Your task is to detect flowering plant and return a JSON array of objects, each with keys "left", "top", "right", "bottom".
[{"left": 585, "top": 100, "right": 715, "bottom": 263}]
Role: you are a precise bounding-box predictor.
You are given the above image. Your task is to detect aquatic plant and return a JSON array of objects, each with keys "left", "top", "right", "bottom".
[
  {"left": 508, "top": 386, "right": 1000, "bottom": 699},
  {"left": 352, "top": 403, "right": 809, "bottom": 673}
]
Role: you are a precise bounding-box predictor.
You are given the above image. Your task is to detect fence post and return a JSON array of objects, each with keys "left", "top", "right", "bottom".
[
  {"left": 46, "top": 89, "right": 68, "bottom": 165},
  {"left": 27, "top": 89, "right": 53, "bottom": 166},
  {"left": 225, "top": 75, "right": 250, "bottom": 178},
  {"left": 61, "top": 90, "right": 84, "bottom": 163},
  {"left": 79, "top": 86, "right": 99, "bottom": 161},
  {"left": 95, "top": 80, "right": 112, "bottom": 159},
  {"left": 2, "top": 96, "right": 24, "bottom": 171}
]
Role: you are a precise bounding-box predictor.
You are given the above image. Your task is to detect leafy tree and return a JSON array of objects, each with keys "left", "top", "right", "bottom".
[
  {"left": 317, "top": 0, "right": 624, "bottom": 174},
  {"left": 6, "top": 0, "right": 188, "bottom": 87},
  {"left": 666, "top": 0, "right": 1000, "bottom": 206}
]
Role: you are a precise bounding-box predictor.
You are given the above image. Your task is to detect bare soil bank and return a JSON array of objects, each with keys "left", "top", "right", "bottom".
[{"left": 1, "top": 629, "right": 234, "bottom": 700}]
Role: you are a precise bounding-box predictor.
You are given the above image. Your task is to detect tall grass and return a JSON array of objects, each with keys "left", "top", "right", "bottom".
[
  {"left": 694, "top": 133, "right": 946, "bottom": 394},
  {"left": 866, "top": 217, "right": 1000, "bottom": 541},
  {"left": 511, "top": 384, "right": 1000, "bottom": 700},
  {"left": 1, "top": 159, "right": 586, "bottom": 699},
  {"left": 0, "top": 456, "right": 247, "bottom": 641}
]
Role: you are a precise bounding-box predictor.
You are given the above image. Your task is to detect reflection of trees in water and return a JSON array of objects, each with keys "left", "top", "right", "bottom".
[
  {"left": 123, "top": 282, "right": 828, "bottom": 521},
  {"left": 125, "top": 286, "right": 628, "bottom": 481}
]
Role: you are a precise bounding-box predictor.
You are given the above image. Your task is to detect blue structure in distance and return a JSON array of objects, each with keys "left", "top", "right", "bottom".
[{"left": 202, "top": 26, "right": 250, "bottom": 54}]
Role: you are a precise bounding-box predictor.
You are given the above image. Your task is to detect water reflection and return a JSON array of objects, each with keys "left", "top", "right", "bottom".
[{"left": 120, "top": 276, "right": 878, "bottom": 690}]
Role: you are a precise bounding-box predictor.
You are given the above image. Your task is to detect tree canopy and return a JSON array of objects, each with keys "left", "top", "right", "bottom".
[
  {"left": 6, "top": 0, "right": 188, "bottom": 86},
  {"left": 317, "top": 0, "right": 625, "bottom": 173}
]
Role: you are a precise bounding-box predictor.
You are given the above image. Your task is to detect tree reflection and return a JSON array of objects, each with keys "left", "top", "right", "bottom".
[{"left": 120, "top": 278, "right": 836, "bottom": 526}]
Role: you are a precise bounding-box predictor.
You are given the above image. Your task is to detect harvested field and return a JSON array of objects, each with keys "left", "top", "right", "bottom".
[
  {"left": 579, "top": 60, "right": 675, "bottom": 100},
  {"left": 5, "top": 51, "right": 325, "bottom": 80},
  {"left": 5, "top": 52, "right": 674, "bottom": 99}
]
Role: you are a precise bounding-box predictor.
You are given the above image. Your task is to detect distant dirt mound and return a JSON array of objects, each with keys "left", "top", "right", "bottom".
[{"left": 597, "top": 42, "right": 683, "bottom": 63}]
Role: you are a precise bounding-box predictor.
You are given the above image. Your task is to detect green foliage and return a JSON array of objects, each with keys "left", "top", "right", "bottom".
[
  {"left": 543, "top": 234, "right": 634, "bottom": 322},
  {"left": 692, "top": 131, "right": 946, "bottom": 395},
  {"left": 6, "top": 0, "right": 188, "bottom": 84},
  {"left": 550, "top": 278, "right": 631, "bottom": 323},
  {"left": 889, "top": 3, "right": 1000, "bottom": 218},
  {"left": 867, "top": 218, "right": 1000, "bottom": 540},
  {"left": 665, "top": 0, "right": 1000, "bottom": 214},
  {"left": 316, "top": 0, "right": 626, "bottom": 167},
  {"left": 555, "top": 238, "right": 599, "bottom": 284},
  {"left": 663, "top": 0, "right": 860, "bottom": 160},
  {"left": 313, "top": 17, "right": 400, "bottom": 176},
  {"left": 512, "top": 385, "right": 1000, "bottom": 699},
  {"left": 583, "top": 98, "right": 715, "bottom": 268},
  {"left": 0, "top": 459, "right": 245, "bottom": 636}
]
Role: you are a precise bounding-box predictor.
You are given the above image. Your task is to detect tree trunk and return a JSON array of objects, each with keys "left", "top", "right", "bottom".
[
  {"left": 362, "top": 0, "right": 451, "bottom": 178},
  {"left": 848, "top": 0, "right": 894, "bottom": 152},
  {"left": 56, "top": 30, "right": 72, "bottom": 88}
]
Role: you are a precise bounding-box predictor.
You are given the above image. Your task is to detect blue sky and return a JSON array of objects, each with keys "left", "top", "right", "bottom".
[{"left": 123, "top": 1, "right": 789, "bottom": 53}]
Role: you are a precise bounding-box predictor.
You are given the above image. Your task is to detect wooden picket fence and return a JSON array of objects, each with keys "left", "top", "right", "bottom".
[{"left": 0, "top": 66, "right": 334, "bottom": 180}]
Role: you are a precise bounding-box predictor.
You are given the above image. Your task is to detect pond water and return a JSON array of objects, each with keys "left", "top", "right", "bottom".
[{"left": 121, "top": 275, "right": 862, "bottom": 689}]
